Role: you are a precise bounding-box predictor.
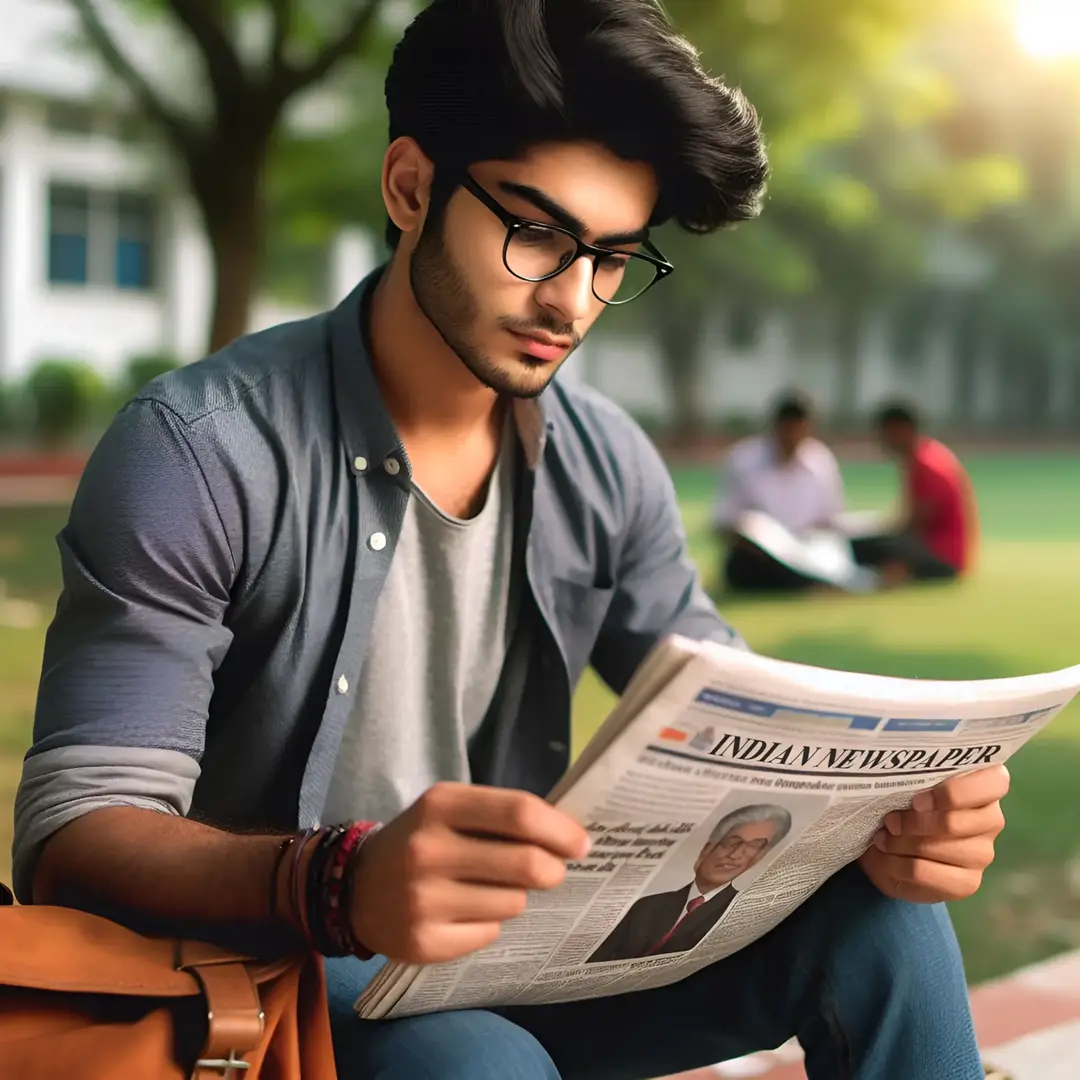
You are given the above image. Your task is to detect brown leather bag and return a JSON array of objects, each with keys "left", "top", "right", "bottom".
[{"left": 0, "top": 881, "right": 339, "bottom": 1079}]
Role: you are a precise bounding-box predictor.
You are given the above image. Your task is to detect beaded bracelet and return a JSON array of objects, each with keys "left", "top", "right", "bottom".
[
  {"left": 272, "top": 822, "right": 382, "bottom": 959},
  {"left": 320, "top": 822, "right": 381, "bottom": 957},
  {"left": 340, "top": 823, "right": 382, "bottom": 960},
  {"left": 305, "top": 825, "right": 346, "bottom": 955}
]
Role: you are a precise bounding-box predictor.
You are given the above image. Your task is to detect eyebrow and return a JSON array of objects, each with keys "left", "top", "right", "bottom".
[{"left": 497, "top": 180, "right": 652, "bottom": 248}]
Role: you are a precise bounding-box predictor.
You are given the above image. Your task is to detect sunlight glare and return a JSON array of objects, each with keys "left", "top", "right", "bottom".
[{"left": 1015, "top": 0, "right": 1080, "bottom": 60}]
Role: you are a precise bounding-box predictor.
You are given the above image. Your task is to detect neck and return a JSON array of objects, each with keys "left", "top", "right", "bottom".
[
  {"left": 368, "top": 255, "right": 501, "bottom": 444},
  {"left": 694, "top": 878, "right": 728, "bottom": 895}
]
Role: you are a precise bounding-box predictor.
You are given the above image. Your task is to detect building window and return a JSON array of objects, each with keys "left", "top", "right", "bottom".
[
  {"left": 47, "top": 184, "right": 158, "bottom": 291},
  {"left": 48, "top": 185, "right": 90, "bottom": 285},
  {"left": 115, "top": 193, "right": 156, "bottom": 290}
]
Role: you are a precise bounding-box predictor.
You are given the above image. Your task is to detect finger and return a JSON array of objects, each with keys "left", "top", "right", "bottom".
[
  {"left": 859, "top": 847, "right": 983, "bottom": 903},
  {"left": 872, "top": 829, "right": 997, "bottom": 871},
  {"left": 405, "top": 879, "right": 530, "bottom": 925},
  {"left": 420, "top": 784, "right": 591, "bottom": 859},
  {"left": 414, "top": 829, "right": 571, "bottom": 891},
  {"left": 884, "top": 803, "right": 1006, "bottom": 840},
  {"left": 396, "top": 920, "right": 505, "bottom": 966},
  {"left": 916, "top": 765, "right": 1010, "bottom": 813}
]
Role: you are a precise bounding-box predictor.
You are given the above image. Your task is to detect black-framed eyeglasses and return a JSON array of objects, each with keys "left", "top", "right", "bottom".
[{"left": 461, "top": 175, "right": 674, "bottom": 306}]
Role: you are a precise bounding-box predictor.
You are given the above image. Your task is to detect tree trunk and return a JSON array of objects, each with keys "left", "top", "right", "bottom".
[
  {"left": 190, "top": 136, "right": 270, "bottom": 354},
  {"left": 206, "top": 200, "right": 264, "bottom": 353}
]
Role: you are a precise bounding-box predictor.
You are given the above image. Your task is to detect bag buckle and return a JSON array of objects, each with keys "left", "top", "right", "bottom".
[{"left": 192, "top": 1050, "right": 251, "bottom": 1079}]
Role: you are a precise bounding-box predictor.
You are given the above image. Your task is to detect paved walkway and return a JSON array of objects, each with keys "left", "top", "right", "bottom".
[
  {"left": 0, "top": 476, "right": 78, "bottom": 506},
  {"left": 663, "top": 949, "right": 1080, "bottom": 1080}
]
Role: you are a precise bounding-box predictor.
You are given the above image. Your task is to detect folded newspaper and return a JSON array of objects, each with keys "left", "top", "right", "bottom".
[
  {"left": 729, "top": 509, "right": 883, "bottom": 593},
  {"left": 356, "top": 636, "right": 1080, "bottom": 1019}
]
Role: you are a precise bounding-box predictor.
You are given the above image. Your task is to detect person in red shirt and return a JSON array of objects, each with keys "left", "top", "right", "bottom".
[{"left": 852, "top": 402, "right": 979, "bottom": 586}]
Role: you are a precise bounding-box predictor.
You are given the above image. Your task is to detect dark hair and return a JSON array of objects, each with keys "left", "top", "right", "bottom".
[
  {"left": 383, "top": 0, "right": 769, "bottom": 249},
  {"left": 772, "top": 390, "right": 814, "bottom": 426},
  {"left": 875, "top": 401, "right": 919, "bottom": 429}
]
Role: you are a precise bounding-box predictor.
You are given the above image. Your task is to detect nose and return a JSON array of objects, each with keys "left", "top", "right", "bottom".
[{"left": 533, "top": 256, "right": 597, "bottom": 325}]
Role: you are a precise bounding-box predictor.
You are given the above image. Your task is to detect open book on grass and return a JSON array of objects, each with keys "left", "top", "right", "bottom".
[{"left": 356, "top": 636, "right": 1080, "bottom": 1019}]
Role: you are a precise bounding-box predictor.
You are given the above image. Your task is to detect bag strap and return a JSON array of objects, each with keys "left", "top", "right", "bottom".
[{"left": 175, "top": 942, "right": 266, "bottom": 1079}]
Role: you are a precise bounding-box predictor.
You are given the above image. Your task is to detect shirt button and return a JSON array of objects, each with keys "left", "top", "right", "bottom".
[
  {"left": 548, "top": 740, "right": 568, "bottom": 754},
  {"left": 369, "top": 532, "right": 387, "bottom": 552},
  {"left": 336, "top": 675, "right": 350, "bottom": 695},
  {"left": 384, "top": 457, "right": 401, "bottom": 477},
  {"left": 353, "top": 456, "right": 368, "bottom": 473}
]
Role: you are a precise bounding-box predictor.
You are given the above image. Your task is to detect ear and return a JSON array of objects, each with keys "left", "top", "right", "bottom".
[
  {"left": 382, "top": 137, "right": 436, "bottom": 242},
  {"left": 693, "top": 843, "right": 712, "bottom": 872}
]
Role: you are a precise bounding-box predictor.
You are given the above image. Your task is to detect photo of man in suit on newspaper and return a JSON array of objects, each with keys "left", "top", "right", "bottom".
[{"left": 587, "top": 804, "right": 793, "bottom": 964}]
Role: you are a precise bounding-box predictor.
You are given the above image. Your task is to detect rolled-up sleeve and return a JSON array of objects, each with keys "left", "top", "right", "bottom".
[
  {"left": 590, "top": 424, "right": 748, "bottom": 696},
  {"left": 12, "top": 399, "right": 237, "bottom": 901}
]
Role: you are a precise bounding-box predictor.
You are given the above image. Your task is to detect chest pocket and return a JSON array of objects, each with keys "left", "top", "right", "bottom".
[{"left": 549, "top": 574, "right": 616, "bottom": 689}]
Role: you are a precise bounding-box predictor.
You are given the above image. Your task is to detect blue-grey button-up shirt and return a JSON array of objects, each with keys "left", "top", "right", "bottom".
[{"left": 12, "top": 272, "right": 742, "bottom": 902}]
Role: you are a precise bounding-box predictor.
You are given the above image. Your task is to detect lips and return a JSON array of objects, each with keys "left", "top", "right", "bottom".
[{"left": 509, "top": 331, "right": 573, "bottom": 363}]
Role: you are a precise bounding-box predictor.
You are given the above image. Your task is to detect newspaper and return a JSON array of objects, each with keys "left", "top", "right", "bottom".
[
  {"left": 729, "top": 509, "right": 879, "bottom": 593},
  {"left": 355, "top": 636, "right": 1080, "bottom": 1019}
]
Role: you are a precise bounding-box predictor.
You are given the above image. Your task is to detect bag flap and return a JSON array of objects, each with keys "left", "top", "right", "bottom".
[{"left": 0, "top": 905, "right": 253, "bottom": 998}]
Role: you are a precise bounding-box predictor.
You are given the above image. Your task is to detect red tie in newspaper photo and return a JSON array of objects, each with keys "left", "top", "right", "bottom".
[{"left": 649, "top": 895, "right": 706, "bottom": 954}]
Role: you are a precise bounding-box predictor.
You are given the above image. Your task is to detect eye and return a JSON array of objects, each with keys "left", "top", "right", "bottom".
[
  {"left": 516, "top": 225, "right": 562, "bottom": 248},
  {"left": 595, "top": 253, "right": 632, "bottom": 274}
]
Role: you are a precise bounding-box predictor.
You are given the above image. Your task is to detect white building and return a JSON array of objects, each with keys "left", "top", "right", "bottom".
[{"left": 0, "top": 0, "right": 374, "bottom": 384}]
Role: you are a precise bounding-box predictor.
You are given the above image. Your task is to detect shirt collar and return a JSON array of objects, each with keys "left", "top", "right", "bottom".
[
  {"left": 330, "top": 268, "right": 549, "bottom": 477},
  {"left": 768, "top": 435, "right": 814, "bottom": 469},
  {"left": 689, "top": 882, "right": 730, "bottom": 906}
]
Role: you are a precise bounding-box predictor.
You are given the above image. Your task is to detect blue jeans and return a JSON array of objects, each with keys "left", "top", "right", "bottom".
[{"left": 326, "top": 863, "right": 982, "bottom": 1080}]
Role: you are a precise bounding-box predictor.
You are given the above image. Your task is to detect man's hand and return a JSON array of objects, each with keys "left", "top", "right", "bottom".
[
  {"left": 859, "top": 765, "right": 1009, "bottom": 904},
  {"left": 349, "top": 783, "right": 591, "bottom": 964}
]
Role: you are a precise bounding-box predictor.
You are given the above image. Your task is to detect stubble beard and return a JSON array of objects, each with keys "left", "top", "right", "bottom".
[{"left": 409, "top": 218, "right": 572, "bottom": 401}]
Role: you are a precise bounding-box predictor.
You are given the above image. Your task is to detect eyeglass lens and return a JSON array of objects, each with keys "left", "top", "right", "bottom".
[
  {"left": 716, "top": 835, "right": 769, "bottom": 856},
  {"left": 506, "top": 224, "right": 658, "bottom": 304}
]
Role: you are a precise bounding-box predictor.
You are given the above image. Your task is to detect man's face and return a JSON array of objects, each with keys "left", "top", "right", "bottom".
[
  {"left": 408, "top": 141, "right": 659, "bottom": 399},
  {"left": 776, "top": 417, "right": 811, "bottom": 460},
  {"left": 877, "top": 420, "right": 913, "bottom": 457},
  {"left": 694, "top": 819, "right": 779, "bottom": 891}
]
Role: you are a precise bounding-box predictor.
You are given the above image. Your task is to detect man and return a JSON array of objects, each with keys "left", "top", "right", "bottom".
[
  {"left": 713, "top": 392, "right": 850, "bottom": 592},
  {"left": 13, "top": 3, "right": 1008, "bottom": 1078},
  {"left": 852, "top": 402, "right": 979, "bottom": 586},
  {"left": 587, "top": 805, "right": 791, "bottom": 963}
]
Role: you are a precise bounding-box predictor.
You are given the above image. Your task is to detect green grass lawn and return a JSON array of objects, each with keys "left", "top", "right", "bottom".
[{"left": 2, "top": 452, "right": 1080, "bottom": 982}]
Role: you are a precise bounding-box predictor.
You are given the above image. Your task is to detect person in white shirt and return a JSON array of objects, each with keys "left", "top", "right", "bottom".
[
  {"left": 712, "top": 391, "right": 847, "bottom": 592},
  {"left": 586, "top": 805, "right": 792, "bottom": 962}
]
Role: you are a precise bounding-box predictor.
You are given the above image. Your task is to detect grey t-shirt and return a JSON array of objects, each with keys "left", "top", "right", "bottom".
[{"left": 321, "top": 422, "right": 518, "bottom": 825}]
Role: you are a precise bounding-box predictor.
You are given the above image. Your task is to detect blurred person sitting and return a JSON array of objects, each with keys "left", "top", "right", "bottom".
[
  {"left": 712, "top": 391, "right": 852, "bottom": 592},
  {"left": 850, "top": 402, "right": 979, "bottom": 587}
]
